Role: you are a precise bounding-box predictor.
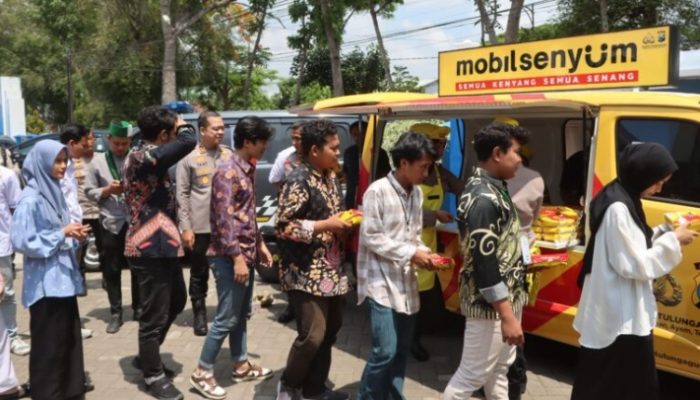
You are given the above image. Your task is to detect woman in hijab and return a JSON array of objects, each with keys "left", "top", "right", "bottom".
[
  {"left": 10, "top": 140, "right": 90, "bottom": 400},
  {"left": 571, "top": 142, "right": 698, "bottom": 400}
]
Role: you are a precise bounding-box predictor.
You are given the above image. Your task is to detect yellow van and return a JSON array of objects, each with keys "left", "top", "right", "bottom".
[
  {"left": 296, "top": 26, "right": 700, "bottom": 381},
  {"left": 298, "top": 89, "right": 700, "bottom": 381}
]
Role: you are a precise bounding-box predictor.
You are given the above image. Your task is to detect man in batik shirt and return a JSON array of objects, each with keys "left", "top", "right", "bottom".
[
  {"left": 123, "top": 106, "right": 196, "bottom": 400},
  {"left": 189, "top": 116, "right": 274, "bottom": 399},
  {"left": 275, "top": 119, "right": 352, "bottom": 400}
]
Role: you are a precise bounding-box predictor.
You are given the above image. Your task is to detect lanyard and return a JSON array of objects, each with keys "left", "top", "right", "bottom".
[
  {"left": 389, "top": 178, "right": 413, "bottom": 231},
  {"left": 106, "top": 150, "right": 122, "bottom": 181}
]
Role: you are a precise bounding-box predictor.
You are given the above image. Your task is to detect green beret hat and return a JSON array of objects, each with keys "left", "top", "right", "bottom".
[{"left": 108, "top": 120, "right": 131, "bottom": 137}]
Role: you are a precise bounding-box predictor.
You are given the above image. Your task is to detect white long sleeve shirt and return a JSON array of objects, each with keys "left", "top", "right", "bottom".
[
  {"left": 357, "top": 173, "right": 429, "bottom": 315},
  {"left": 0, "top": 166, "right": 21, "bottom": 257},
  {"left": 269, "top": 146, "right": 296, "bottom": 184},
  {"left": 573, "top": 202, "right": 682, "bottom": 349}
]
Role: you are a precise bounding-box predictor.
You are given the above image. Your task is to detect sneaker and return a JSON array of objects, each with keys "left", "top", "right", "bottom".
[
  {"left": 189, "top": 369, "right": 226, "bottom": 400},
  {"left": 302, "top": 388, "right": 349, "bottom": 400},
  {"left": 231, "top": 360, "right": 273, "bottom": 382},
  {"left": 276, "top": 381, "right": 302, "bottom": 400},
  {"left": 10, "top": 337, "right": 30, "bottom": 356},
  {"left": 146, "top": 376, "right": 183, "bottom": 400},
  {"left": 81, "top": 328, "right": 93, "bottom": 339}
]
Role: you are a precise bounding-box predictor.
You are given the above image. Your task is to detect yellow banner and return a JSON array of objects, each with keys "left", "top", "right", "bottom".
[{"left": 438, "top": 26, "right": 679, "bottom": 96}]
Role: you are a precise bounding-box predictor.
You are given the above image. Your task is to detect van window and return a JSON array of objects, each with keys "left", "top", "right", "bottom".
[{"left": 617, "top": 118, "right": 700, "bottom": 204}]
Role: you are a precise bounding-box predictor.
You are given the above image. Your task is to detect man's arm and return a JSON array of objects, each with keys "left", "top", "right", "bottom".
[
  {"left": 3, "top": 170, "right": 21, "bottom": 213},
  {"left": 466, "top": 197, "right": 523, "bottom": 345},
  {"left": 175, "top": 157, "right": 193, "bottom": 232},
  {"left": 269, "top": 147, "right": 291, "bottom": 185},
  {"left": 148, "top": 124, "right": 197, "bottom": 176}
]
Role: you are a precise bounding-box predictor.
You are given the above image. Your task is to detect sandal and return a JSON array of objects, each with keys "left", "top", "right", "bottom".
[
  {"left": 231, "top": 360, "right": 273, "bottom": 382},
  {"left": 189, "top": 369, "right": 226, "bottom": 400}
]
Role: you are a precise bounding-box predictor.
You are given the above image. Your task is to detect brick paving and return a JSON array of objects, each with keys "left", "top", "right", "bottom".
[{"left": 7, "top": 263, "right": 698, "bottom": 399}]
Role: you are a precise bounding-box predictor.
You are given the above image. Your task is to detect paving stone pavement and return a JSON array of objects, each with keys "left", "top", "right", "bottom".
[{"left": 8, "top": 263, "right": 698, "bottom": 399}]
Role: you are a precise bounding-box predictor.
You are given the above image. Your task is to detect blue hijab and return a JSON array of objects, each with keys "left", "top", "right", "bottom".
[{"left": 20, "top": 140, "right": 70, "bottom": 226}]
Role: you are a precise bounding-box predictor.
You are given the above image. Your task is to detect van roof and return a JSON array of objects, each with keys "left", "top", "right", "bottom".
[
  {"left": 304, "top": 91, "right": 700, "bottom": 117},
  {"left": 180, "top": 109, "right": 359, "bottom": 120}
]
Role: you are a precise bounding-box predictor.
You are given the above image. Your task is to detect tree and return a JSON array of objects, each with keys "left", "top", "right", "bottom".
[
  {"left": 287, "top": 0, "right": 315, "bottom": 106},
  {"left": 317, "top": 0, "right": 345, "bottom": 95},
  {"left": 556, "top": 0, "right": 700, "bottom": 49},
  {"left": 599, "top": 0, "right": 609, "bottom": 32},
  {"left": 475, "top": 0, "right": 499, "bottom": 45},
  {"left": 243, "top": 0, "right": 276, "bottom": 109},
  {"left": 159, "top": 0, "right": 238, "bottom": 103},
  {"left": 292, "top": 45, "right": 388, "bottom": 95},
  {"left": 32, "top": 0, "right": 98, "bottom": 122},
  {"left": 504, "top": 0, "right": 525, "bottom": 43},
  {"left": 353, "top": 1, "right": 404, "bottom": 89},
  {"left": 390, "top": 65, "right": 421, "bottom": 92},
  {"left": 474, "top": 0, "right": 526, "bottom": 45},
  {"left": 274, "top": 78, "right": 331, "bottom": 109}
]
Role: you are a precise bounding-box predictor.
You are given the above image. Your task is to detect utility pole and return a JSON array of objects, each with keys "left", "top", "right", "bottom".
[{"left": 66, "top": 47, "right": 74, "bottom": 123}]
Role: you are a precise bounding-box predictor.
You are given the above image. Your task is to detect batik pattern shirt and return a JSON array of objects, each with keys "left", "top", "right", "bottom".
[
  {"left": 123, "top": 129, "right": 196, "bottom": 259},
  {"left": 207, "top": 151, "right": 260, "bottom": 265},
  {"left": 457, "top": 167, "right": 527, "bottom": 320},
  {"left": 276, "top": 161, "right": 348, "bottom": 297}
]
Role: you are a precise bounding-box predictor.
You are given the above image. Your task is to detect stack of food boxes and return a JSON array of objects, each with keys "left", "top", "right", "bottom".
[{"left": 532, "top": 206, "right": 579, "bottom": 246}]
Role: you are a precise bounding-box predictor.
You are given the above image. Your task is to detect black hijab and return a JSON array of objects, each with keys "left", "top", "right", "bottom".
[{"left": 577, "top": 143, "right": 678, "bottom": 288}]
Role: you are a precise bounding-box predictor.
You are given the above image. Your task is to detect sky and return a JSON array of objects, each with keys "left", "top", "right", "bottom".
[{"left": 259, "top": 0, "right": 562, "bottom": 87}]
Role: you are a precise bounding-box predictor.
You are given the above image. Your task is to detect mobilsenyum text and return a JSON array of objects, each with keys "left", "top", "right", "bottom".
[{"left": 455, "top": 43, "right": 638, "bottom": 76}]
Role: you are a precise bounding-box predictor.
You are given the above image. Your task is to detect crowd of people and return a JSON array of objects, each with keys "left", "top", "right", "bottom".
[{"left": 0, "top": 104, "right": 695, "bottom": 400}]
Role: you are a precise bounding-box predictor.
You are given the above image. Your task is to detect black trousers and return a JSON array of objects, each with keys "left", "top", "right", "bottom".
[
  {"left": 188, "top": 233, "right": 211, "bottom": 302},
  {"left": 29, "top": 297, "right": 86, "bottom": 400},
  {"left": 101, "top": 225, "right": 140, "bottom": 316},
  {"left": 130, "top": 258, "right": 187, "bottom": 379},
  {"left": 571, "top": 333, "right": 659, "bottom": 400},
  {"left": 282, "top": 291, "right": 344, "bottom": 397}
]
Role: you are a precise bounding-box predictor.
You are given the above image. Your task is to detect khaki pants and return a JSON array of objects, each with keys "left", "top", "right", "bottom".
[{"left": 443, "top": 314, "right": 519, "bottom": 400}]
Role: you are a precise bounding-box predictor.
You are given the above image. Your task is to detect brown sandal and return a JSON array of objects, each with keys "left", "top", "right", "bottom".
[{"left": 231, "top": 360, "right": 273, "bottom": 382}]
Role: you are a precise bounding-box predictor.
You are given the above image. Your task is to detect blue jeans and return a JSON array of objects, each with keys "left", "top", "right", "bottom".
[
  {"left": 358, "top": 298, "right": 416, "bottom": 400},
  {"left": 198, "top": 256, "right": 254, "bottom": 370}
]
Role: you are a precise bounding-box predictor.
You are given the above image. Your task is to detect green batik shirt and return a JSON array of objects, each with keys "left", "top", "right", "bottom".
[{"left": 457, "top": 167, "right": 528, "bottom": 320}]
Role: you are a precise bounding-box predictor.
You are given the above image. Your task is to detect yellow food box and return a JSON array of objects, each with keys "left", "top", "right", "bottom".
[
  {"left": 339, "top": 209, "right": 363, "bottom": 226},
  {"left": 664, "top": 211, "right": 700, "bottom": 232}
]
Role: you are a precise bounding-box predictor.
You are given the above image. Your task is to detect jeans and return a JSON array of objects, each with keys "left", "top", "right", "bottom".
[
  {"left": 101, "top": 225, "right": 139, "bottom": 316},
  {"left": 282, "top": 290, "right": 344, "bottom": 398},
  {"left": 198, "top": 256, "right": 254, "bottom": 370},
  {"left": 0, "top": 256, "right": 18, "bottom": 337},
  {"left": 188, "top": 234, "right": 211, "bottom": 302},
  {"left": 130, "top": 258, "right": 187, "bottom": 380},
  {"left": 358, "top": 299, "right": 416, "bottom": 400}
]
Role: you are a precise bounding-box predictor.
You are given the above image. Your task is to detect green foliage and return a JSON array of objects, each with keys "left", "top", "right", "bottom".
[
  {"left": 0, "top": 0, "right": 281, "bottom": 127},
  {"left": 273, "top": 78, "right": 332, "bottom": 109},
  {"left": 555, "top": 0, "right": 700, "bottom": 49},
  {"left": 382, "top": 119, "right": 444, "bottom": 152},
  {"left": 390, "top": 66, "right": 421, "bottom": 92},
  {"left": 26, "top": 108, "right": 46, "bottom": 134}
]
